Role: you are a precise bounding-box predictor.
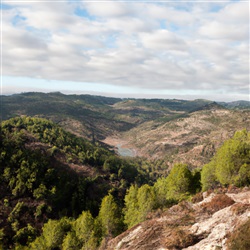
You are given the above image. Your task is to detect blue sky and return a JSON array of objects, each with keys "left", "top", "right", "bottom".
[{"left": 1, "top": 0, "right": 249, "bottom": 101}]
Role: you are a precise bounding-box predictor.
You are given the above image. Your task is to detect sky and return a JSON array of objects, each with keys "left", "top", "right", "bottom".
[{"left": 1, "top": 0, "right": 249, "bottom": 101}]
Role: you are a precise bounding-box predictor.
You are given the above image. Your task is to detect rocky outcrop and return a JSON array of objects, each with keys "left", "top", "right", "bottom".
[{"left": 105, "top": 189, "right": 250, "bottom": 250}]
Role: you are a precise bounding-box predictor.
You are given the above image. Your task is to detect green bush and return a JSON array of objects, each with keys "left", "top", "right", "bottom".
[{"left": 201, "top": 129, "right": 250, "bottom": 190}]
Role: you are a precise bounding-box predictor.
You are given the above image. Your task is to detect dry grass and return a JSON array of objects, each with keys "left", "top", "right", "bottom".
[
  {"left": 230, "top": 203, "right": 250, "bottom": 215},
  {"left": 200, "top": 194, "right": 235, "bottom": 214},
  {"left": 227, "top": 218, "right": 250, "bottom": 250},
  {"left": 191, "top": 192, "right": 204, "bottom": 203},
  {"left": 162, "top": 228, "right": 200, "bottom": 249}
]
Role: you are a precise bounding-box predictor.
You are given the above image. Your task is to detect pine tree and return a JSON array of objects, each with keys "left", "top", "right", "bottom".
[
  {"left": 201, "top": 129, "right": 250, "bottom": 189},
  {"left": 74, "top": 210, "right": 94, "bottom": 247},
  {"left": 137, "top": 184, "right": 156, "bottom": 222},
  {"left": 98, "top": 194, "right": 121, "bottom": 237},
  {"left": 124, "top": 184, "right": 156, "bottom": 228},
  {"left": 123, "top": 185, "right": 139, "bottom": 228},
  {"left": 165, "top": 163, "right": 192, "bottom": 201}
]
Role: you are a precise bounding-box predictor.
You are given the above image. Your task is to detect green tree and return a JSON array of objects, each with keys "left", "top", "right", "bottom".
[
  {"left": 124, "top": 184, "right": 156, "bottom": 228},
  {"left": 201, "top": 129, "right": 250, "bottom": 190},
  {"left": 137, "top": 184, "right": 156, "bottom": 222},
  {"left": 215, "top": 130, "right": 250, "bottom": 186},
  {"left": 62, "top": 231, "right": 80, "bottom": 250},
  {"left": 153, "top": 177, "right": 169, "bottom": 207},
  {"left": 29, "top": 236, "right": 47, "bottom": 250},
  {"left": 201, "top": 161, "right": 218, "bottom": 191},
  {"left": 73, "top": 210, "right": 95, "bottom": 248},
  {"left": 31, "top": 218, "right": 71, "bottom": 249},
  {"left": 123, "top": 185, "right": 139, "bottom": 228},
  {"left": 13, "top": 224, "right": 36, "bottom": 246},
  {"left": 165, "top": 163, "right": 193, "bottom": 201},
  {"left": 98, "top": 194, "right": 121, "bottom": 237}
]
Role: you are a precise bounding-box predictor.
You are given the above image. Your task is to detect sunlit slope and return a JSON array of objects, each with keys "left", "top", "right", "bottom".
[{"left": 124, "top": 108, "right": 250, "bottom": 168}]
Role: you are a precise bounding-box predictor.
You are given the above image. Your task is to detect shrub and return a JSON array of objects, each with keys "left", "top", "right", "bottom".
[
  {"left": 200, "top": 194, "right": 234, "bottom": 214},
  {"left": 163, "top": 228, "right": 199, "bottom": 249}
]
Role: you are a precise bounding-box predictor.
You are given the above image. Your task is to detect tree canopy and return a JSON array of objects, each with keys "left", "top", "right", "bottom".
[{"left": 201, "top": 129, "right": 250, "bottom": 190}]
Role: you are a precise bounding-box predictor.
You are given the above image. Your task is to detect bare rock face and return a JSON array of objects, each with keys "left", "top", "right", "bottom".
[{"left": 106, "top": 190, "right": 250, "bottom": 250}]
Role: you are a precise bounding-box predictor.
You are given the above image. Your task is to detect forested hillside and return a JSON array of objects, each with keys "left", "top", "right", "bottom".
[
  {"left": 0, "top": 116, "right": 152, "bottom": 248},
  {"left": 0, "top": 115, "right": 249, "bottom": 249},
  {"left": 2, "top": 92, "right": 250, "bottom": 169}
]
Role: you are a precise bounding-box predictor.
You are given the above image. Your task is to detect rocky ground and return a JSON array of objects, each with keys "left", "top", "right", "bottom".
[{"left": 104, "top": 188, "right": 250, "bottom": 250}]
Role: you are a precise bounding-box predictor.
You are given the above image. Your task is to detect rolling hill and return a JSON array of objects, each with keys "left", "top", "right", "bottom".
[
  {"left": 1, "top": 92, "right": 218, "bottom": 142},
  {"left": 2, "top": 92, "right": 249, "bottom": 169},
  {"left": 0, "top": 92, "right": 250, "bottom": 249}
]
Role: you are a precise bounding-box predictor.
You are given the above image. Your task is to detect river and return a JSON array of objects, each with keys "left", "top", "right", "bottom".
[{"left": 117, "top": 143, "right": 136, "bottom": 157}]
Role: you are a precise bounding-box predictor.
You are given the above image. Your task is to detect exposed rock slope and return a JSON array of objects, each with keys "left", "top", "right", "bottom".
[{"left": 105, "top": 189, "right": 250, "bottom": 250}]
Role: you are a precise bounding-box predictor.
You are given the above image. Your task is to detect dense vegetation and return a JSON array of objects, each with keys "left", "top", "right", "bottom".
[
  {"left": 201, "top": 129, "right": 250, "bottom": 190},
  {"left": 0, "top": 115, "right": 249, "bottom": 249},
  {"left": 0, "top": 116, "right": 150, "bottom": 248}
]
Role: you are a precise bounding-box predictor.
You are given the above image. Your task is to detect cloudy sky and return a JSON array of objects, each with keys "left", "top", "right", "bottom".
[{"left": 1, "top": 0, "right": 249, "bottom": 101}]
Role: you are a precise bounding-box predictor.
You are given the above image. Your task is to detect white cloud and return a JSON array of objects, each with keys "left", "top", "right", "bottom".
[
  {"left": 146, "top": 4, "right": 196, "bottom": 26},
  {"left": 106, "top": 17, "right": 154, "bottom": 34},
  {"left": 199, "top": 2, "right": 249, "bottom": 41},
  {"left": 2, "top": 1, "right": 249, "bottom": 101},
  {"left": 83, "top": 2, "right": 132, "bottom": 18},
  {"left": 19, "top": 3, "right": 76, "bottom": 30},
  {"left": 199, "top": 21, "right": 248, "bottom": 40},
  {"left": 218, "top": 2, "right": 249, "bottom": 23},
  {"left": 139, "top": 29, "right": 187, "bottom": 51}
]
